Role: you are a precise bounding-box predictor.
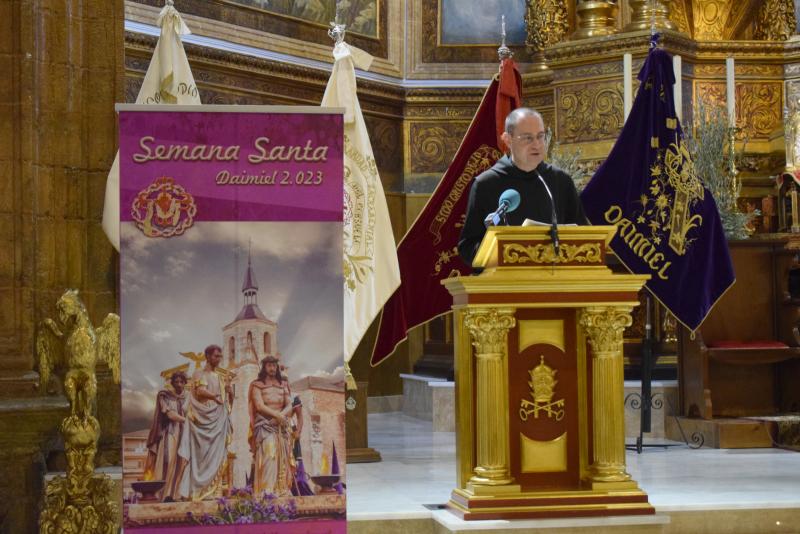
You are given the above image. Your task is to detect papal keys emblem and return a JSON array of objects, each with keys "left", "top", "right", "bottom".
[{"left": 131, "top": 176, "right": 197, "bottom": 238}]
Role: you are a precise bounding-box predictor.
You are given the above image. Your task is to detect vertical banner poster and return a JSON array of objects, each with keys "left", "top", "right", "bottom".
[{"left": 118, "top": 105, "right": 345, "bottom": 533}]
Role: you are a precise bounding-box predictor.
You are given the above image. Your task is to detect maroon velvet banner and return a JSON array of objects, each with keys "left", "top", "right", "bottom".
[{"left": 372, "top": 60, "right": 521, "bottom": 365}]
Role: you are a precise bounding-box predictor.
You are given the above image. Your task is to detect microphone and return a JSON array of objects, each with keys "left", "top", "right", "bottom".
[
  {"left": 534, "top": 171, "right": 560, "bottom": 258},
  {"left": 484, "top": 189, "right": 521, "bottom": 227}
]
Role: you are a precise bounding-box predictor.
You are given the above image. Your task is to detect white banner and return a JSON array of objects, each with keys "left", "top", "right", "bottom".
[{"left": 102, "top": 4, "right": 200, "bottom": 250}]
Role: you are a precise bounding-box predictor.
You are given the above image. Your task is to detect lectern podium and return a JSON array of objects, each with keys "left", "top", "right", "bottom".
[{"left": 442, "top": 225, "right": 654, "bottom": 520}]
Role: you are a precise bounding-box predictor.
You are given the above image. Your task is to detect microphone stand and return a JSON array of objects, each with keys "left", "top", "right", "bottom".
[{"left": 535, "top": 171, "right": 560, "bottom": 262}]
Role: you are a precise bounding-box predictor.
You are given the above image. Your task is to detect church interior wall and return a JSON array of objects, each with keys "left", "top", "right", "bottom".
[{"left": 3, "top": 1, "right": 800, "bottom": 530}]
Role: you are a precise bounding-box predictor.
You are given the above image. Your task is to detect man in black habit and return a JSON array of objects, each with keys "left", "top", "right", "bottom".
[{"left": 458, "top": 107, "right": 586, "bottom": 268}]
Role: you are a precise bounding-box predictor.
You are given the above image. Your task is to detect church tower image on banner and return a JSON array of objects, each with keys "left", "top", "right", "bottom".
[{"left": 225, "top": 249, "right": 280, "bottom": 488}]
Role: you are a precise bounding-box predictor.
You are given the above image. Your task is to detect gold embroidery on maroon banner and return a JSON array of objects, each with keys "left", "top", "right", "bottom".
[
  {"left": 131, "top": 176, "right": 197, "bottom": 238},
  {"left": 428, "top": 145, "right": 502, "bottom": 245},
  {"left": 432, "top": 246, "right": 460, "bottom": 276}
]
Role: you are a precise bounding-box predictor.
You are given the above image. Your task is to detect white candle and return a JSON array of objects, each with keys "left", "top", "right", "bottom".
[
  {"left": 673, "top": 54, "right": 682, "bottom": 123},
  {"left": 624, "top": 53, "right": 632, "bottom": 121},
  {"left": 726, "top": 56, "right": 736, "bottom": 127}
]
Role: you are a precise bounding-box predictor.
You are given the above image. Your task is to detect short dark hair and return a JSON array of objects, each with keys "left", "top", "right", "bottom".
[
  {"left": 505, "top": 107, "right": 543, "bottom": 135},
  {"left": 204, "top": 344, "right": 222, "bottom": 359},
  {"left": 170, "top": 371, "right": 188, "bottom": 385}
]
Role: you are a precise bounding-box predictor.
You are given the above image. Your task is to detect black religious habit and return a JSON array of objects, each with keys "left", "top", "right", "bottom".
[{"left": 458, "top": 155, "right": 586, "bottom": 267}]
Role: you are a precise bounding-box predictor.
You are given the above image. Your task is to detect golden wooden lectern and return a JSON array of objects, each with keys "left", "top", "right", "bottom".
[{"left": 442, "top": 225, "right": 655, "bottom": 520}]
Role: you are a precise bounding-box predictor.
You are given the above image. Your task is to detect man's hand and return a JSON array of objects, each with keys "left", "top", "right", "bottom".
[{"left": 225, "top": 384, "right": 234, "bottom": 403}]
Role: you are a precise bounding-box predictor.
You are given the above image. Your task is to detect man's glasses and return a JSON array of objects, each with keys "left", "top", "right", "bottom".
[{"left": 512, "top": 132, "right": 548, "bottom": 144}]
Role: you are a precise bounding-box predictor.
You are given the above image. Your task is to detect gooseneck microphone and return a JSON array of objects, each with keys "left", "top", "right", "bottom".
[
  {"left": 534, "top": 171, "right": 560, "bottom": 258},
  {"left": 484, "top": 189, "right": 521, "bottom": 227}
]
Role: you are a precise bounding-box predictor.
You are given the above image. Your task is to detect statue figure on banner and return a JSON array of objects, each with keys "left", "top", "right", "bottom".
[
  {"left": 144, "top": 371, "right": 190, "bottom": 502},
  {"left": 185, "top": 344, "right": 233, "bottom": 500},
  {"left": 248, "top": 355, "right": 295, "bottom": 496}
]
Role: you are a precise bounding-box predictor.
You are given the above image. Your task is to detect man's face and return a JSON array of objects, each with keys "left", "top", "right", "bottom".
[
  {"left": 207, "top": 349, "right": 222, "bottom": 368},
  {"left": 265, "top": 362, "right": 277, "bottom": 377},
  {"left": 172, "top": 376, "right": 186, "bottom": 394},
  {"left": 502, "top": 114, "right": 547, "bottom": 172}
]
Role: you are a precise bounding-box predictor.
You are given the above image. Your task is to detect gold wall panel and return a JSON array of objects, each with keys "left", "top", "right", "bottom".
[
  {"left": 520, "top": 432, "right": 568, "bottom": 473},
  {"left": 519, "top": 320, "right": 565, "bottom": 352},
  {"left": 695, "top": 81, "right": 782, "bottom": 140},
  {"left": 557, "top": 81, "right": 624, "bottom": 144},
  {"left": 408, "top": 122, "right": 469, "bottom": 174},
  {"left": 694, "top": 64, "right": 784, "bottom": 77},
  {"left": 692, "top": 0, "right": 733, "bottom": 40}
]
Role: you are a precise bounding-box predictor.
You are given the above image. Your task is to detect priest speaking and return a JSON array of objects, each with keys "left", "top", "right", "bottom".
[{"left": 458, "top": 108, "right": 586, "bottom": 267}]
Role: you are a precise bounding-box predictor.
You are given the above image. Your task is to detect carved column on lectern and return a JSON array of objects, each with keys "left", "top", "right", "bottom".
[
  {"left": 580, "top": 306, "right": 633, "bottom": 482},
  {"left": 464, "top": 308, "right": 516, "bottom": 486}
]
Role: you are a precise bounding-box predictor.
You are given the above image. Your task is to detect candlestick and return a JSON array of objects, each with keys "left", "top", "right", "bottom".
[
  {"left": 624, "top": 53, "right": 632, "bottom": 121},
  {"left": 673, "top": 54, "right": 682, "bottom": 123},
  {"left": 726, "top": 57, "right": 736, "bottom": 127}
]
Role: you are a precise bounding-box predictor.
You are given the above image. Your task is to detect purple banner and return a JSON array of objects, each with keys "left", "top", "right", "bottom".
[{"left": 119, "top": 107, "right": 345, "bottom": 533}]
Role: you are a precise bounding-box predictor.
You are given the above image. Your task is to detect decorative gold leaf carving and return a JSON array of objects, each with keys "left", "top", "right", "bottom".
[
  {"left": 502, "top": 243, "right": 602, "bottom": 265},
  {"left": 579, "top": 307, "right": 633, "bottom": 355},
  {"left": 464, "top": 308, "right": 516, "bottom": 357},
  {"left": 754, "top": 0, "right": 796, "bottom": 41},
  {"left": 695, "top": 82, "right": 782, "bottom": 139},
  {"left": 557, "top": 82, "right": 624, "bottom": 143},
  {"left": 410, "top": 123, "right": 469, "bottom": 173},
  {"left": 525, "top": 0, "right": 569, "bottom": 52}
]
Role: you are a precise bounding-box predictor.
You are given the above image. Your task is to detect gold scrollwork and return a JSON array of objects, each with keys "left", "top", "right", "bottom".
[
  {"left": 754, "top": 0, "right": 796, "bottom": 41},
  {"left": 519, "top": 355, "right": 565, "bottom": 421},
  {"left": 525, "top": 0, "right": 569, "bottom": 52},
  {"left": 557, "top": 83, "right": 624, "bottom": 143},
  {"left": 410, "top": 123, "right": 469, "bottom": 173},
  {"left": 503, "top": 243, "right": 602, "bottom": 264},
  {"left": 579, "top": 307, "right": 633, "bottom": 355},
  {"left": 464, "top": 308, "right": 516, "bottom": 356},
  {"left": 691, "top": 0, "right": 734, "bottom": 40},
  {"left": 696, "top": 82, "right": 782, "bottom": 140}
]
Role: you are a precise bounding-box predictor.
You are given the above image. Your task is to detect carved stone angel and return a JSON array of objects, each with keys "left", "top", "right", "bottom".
[{"left": 36, "top": 289, "right": 120, "bottom": 418}]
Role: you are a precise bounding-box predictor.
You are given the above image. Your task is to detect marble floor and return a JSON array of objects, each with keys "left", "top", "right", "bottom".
[{"left": 346, "top": 412, "right": 800, "bottom": 532}]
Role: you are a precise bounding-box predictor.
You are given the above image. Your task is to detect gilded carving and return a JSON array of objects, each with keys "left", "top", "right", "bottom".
[
  {"left": 525, "top": 0, "right": 569, "bottom": 52},
  {"left": 405, "top": 106, "right": 479, "bottom": 119},
  {"left": 753, "top": 0, "right": 796, "bottom": 41},
  {"left": 553, "top": 61, "right": 627, "bottom": 82},
  {"left": 694, "top": 64, "right": 783, "bottom": 77},
  {"left": 37, "top": 290, "right": 120, "bottom": 533},
  {"left": 464, "top": 308, "right": 516, "bottom": 357},
  {"left": 667, "top": 0, "right": 691, "bottom": 35},
  {"left": 502, "top": 243, "right": 602, "bottom": 265},
  {"left": 523, "top": 94, "right": 555, "bottom": 111},
  {"left": 519, "top": 356, "right": 565, "bottom": 421},
  {"left": 557, "top": 82, "right": 624, "bottom": 143},
  {"left": 579, "top": 307, "right": 632, "bottom": 355},
  {"left": 691, "top": 0, "right": 732, "bottom": 40},
  {"left": 695, "top": 82, "right": 782, "bottom": 139},
  {"left": 410, "top": 123, "right": 469, "bottom": 173}
]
